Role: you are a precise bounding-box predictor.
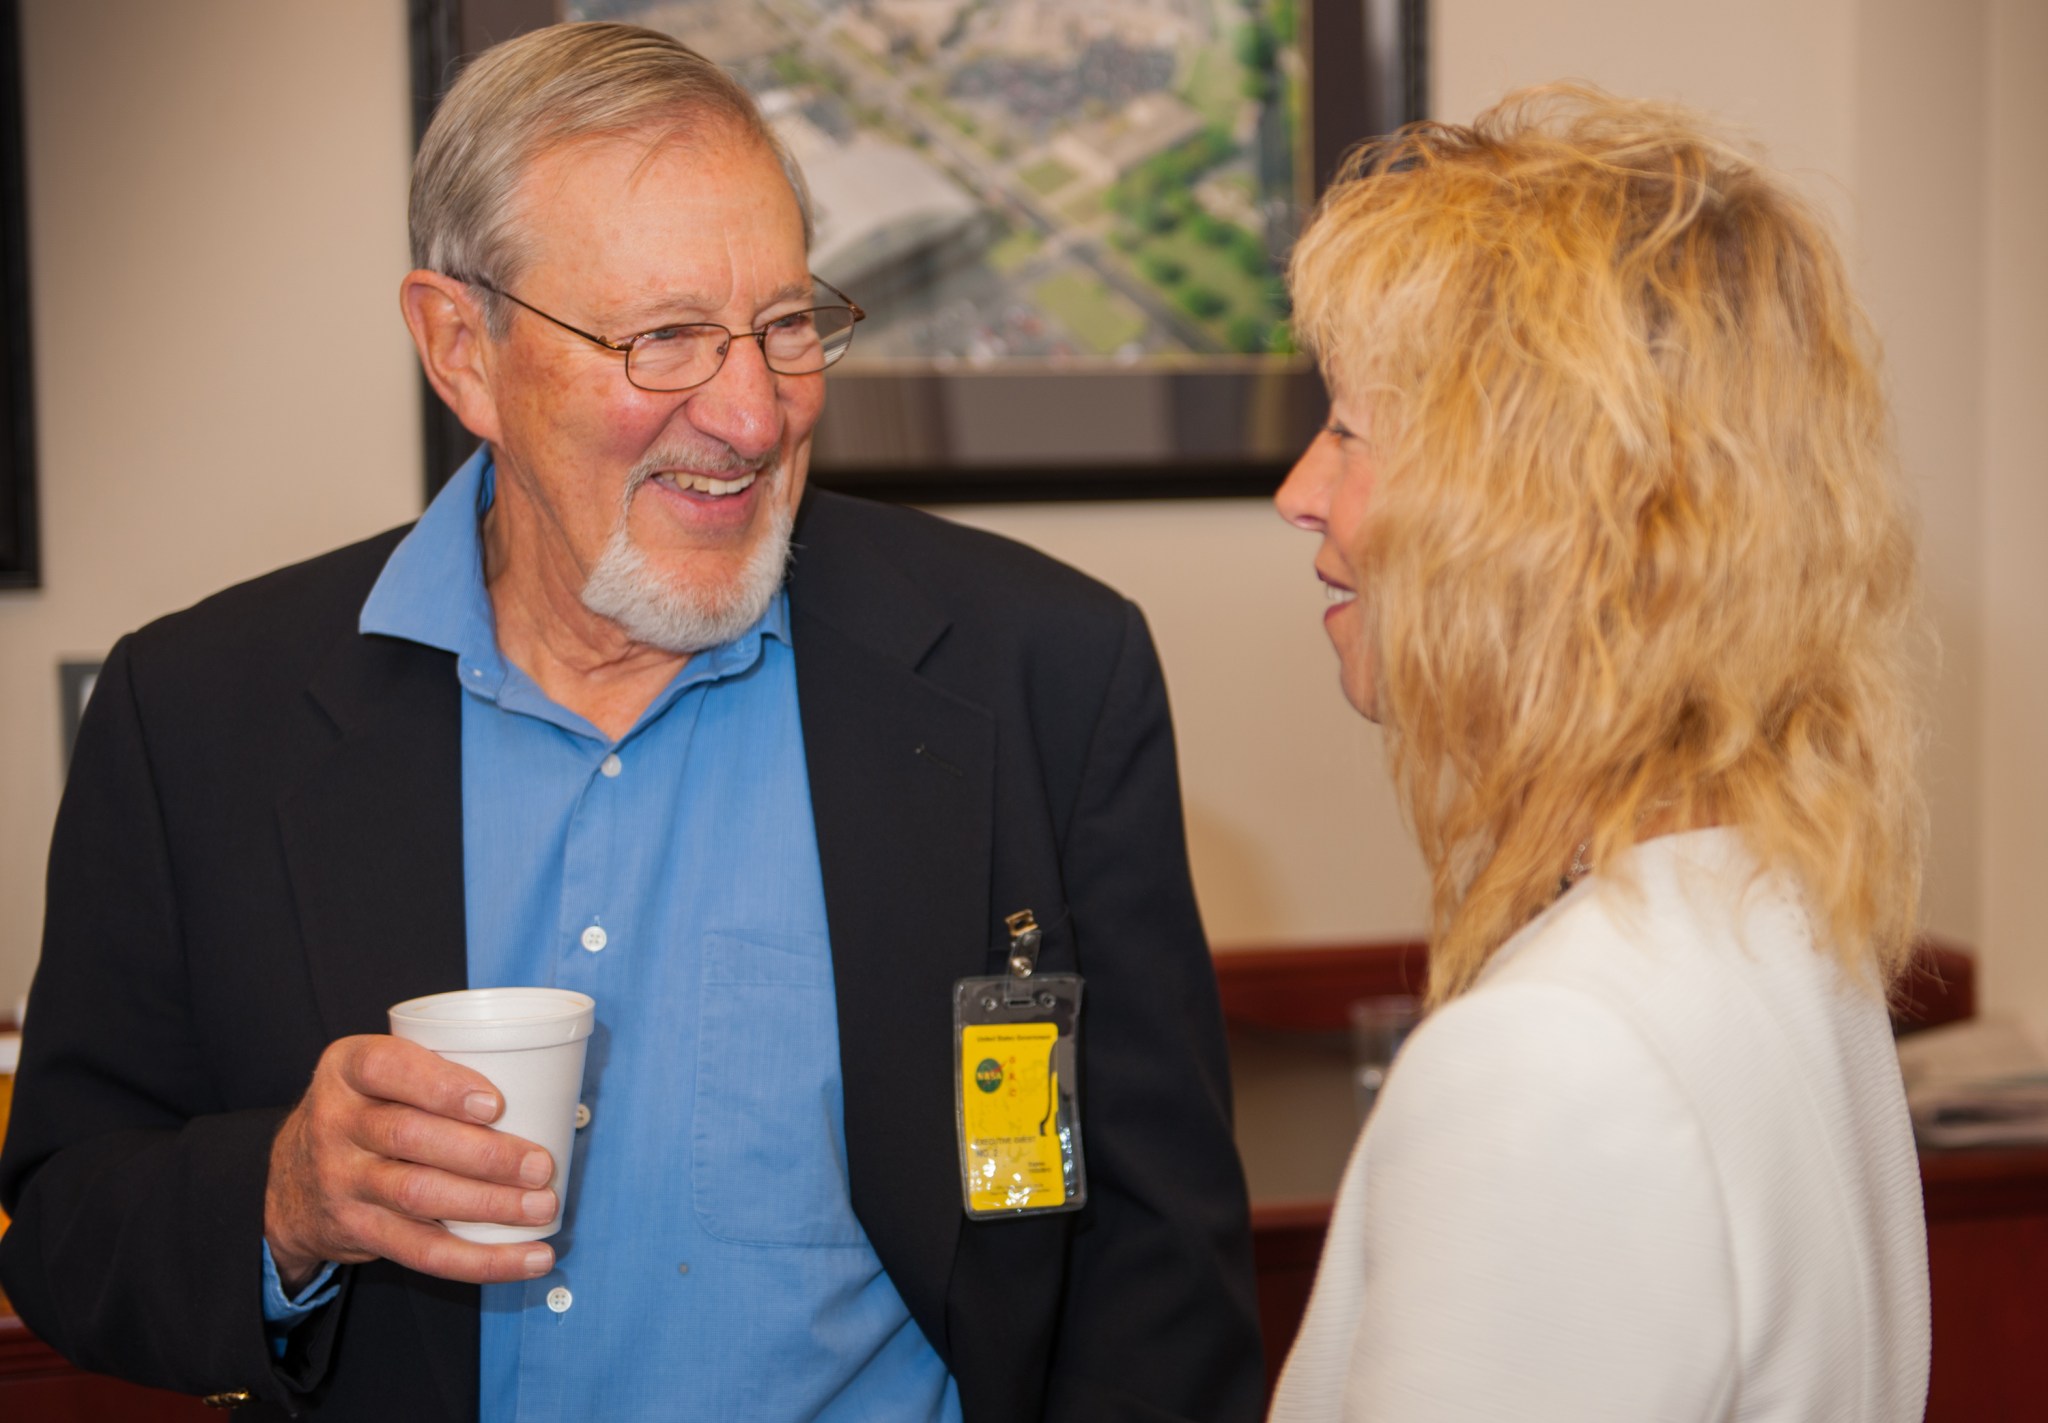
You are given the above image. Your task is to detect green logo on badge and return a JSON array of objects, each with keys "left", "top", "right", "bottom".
[{"left": 974, "top": 1058, "right": 1003, "bottom": 1093}]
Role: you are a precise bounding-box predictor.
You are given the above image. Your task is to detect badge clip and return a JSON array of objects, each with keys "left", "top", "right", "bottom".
[{"left": 1005, "top": 909, "right": 1042, "bottom": 978}]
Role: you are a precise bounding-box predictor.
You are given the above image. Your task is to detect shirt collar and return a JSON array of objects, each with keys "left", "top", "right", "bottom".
[
  {"left": 360, "top": 445, "right": 790, "bottom": 716},
  {"left": 360, "top": 443, "right": 497, "bottom": 659}
]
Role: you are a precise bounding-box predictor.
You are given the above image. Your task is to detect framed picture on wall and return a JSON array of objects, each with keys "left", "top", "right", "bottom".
[
  {"left": 0, "top": 0, "right": 38, "bottom": 585},
  {"left": 411, "top": 0, "right": 1425, "bottom": 502}
]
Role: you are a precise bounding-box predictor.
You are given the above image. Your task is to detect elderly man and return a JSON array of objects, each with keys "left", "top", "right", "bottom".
[{"left": 0, "top": 22, "right": 1259, "bottom": 1423}]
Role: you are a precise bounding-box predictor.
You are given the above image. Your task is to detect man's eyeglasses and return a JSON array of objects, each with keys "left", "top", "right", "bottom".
[{"left": 454, "top": 273, "right": 865, "bottom": 393}]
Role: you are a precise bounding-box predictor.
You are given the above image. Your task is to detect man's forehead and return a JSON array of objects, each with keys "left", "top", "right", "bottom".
[
  {"left": 531, "top": 115, "right": 769, "bottom": 189},
  {"left": 516, "top": 128, "right": 786, "bottom": 223},
  {"left": 512, "top": 123, "right": 810, "bottom": 315}
]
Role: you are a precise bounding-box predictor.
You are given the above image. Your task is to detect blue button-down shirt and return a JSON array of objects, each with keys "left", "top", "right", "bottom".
[{"left": 333, "top": 448, "right": 960, "bottom": 1421}]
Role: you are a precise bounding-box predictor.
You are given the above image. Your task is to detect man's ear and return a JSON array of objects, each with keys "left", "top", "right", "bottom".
[{"left": 400, "top": 270, "right": 503, "bottom": 445}]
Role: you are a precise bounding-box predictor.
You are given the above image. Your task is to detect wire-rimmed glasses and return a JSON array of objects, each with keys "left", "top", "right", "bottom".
[{"left": 454, "top": 273, "right": 866, "bottom": 392}]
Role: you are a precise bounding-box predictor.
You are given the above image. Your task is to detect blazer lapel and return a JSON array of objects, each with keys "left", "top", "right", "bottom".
[
  {"left": 789, "top": 493, "right": 995, "bottom": 1362},
  {"left": 277, "top": 625, "right": 477, "bottom": 1420},
  {"left": 282, "top": 632, "right": 469, "bottom": 1037}
]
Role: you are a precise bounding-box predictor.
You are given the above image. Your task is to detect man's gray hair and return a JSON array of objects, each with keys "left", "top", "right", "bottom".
[{"left": 410, "top": 21, "right": 813, "bottom": 337}]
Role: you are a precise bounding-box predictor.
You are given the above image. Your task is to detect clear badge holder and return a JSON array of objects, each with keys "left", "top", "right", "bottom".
[{"left": 952, "top": 910, "right": 1086, "bottom": 1219}]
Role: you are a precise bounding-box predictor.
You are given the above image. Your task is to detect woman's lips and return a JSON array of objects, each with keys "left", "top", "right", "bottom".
[{"left": 1319, "top": 573, "right": 1358, "bottom": 622}]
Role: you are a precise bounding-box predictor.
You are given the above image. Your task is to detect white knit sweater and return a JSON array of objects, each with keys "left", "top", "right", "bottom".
[{"left": 1268, "top": 829, "right": 1930, "bottom": 1422}]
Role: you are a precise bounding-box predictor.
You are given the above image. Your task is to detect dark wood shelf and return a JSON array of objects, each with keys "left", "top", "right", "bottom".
[{"left": 0, "top": 1304, "right": 212, "bottom": 1417}]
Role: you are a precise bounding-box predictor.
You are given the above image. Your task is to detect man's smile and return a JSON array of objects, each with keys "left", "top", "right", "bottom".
[{"left": 654, "top": 469, "right": 757, "bottom": 497}]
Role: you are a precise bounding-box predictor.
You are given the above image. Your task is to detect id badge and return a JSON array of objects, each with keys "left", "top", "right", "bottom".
[{"left": 953, "top": 911, "right": 1086, "bottom": 1219}]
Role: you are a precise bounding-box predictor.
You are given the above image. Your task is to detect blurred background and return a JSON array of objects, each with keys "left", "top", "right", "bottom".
[{"left": 0, "top": 0, "right": 2040, "bottom": 1033}]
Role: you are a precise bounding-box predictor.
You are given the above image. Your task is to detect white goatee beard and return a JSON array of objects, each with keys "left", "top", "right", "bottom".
[{"left": 579, "top": 466, "right": 794, "bottom": 655}]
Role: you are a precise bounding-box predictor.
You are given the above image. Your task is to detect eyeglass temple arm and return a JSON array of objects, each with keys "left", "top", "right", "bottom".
[
  {"left": 813, "top": 275, "right": 865, "bottom": 322},
  {"left": 455, "top": 270, "right": 862, "bottom": 338}
]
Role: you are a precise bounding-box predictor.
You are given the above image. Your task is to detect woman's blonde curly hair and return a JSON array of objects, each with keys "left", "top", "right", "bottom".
[{"left": 1289, "top": 85, "right": 1927, "bottom": 1005}]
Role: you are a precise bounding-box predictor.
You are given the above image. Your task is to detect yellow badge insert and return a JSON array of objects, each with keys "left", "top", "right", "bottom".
[{"left": 960, "top": 1021, "right": 1066, "bottom": 1212}]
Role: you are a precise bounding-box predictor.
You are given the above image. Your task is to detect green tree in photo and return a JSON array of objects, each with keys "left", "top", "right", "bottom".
[
  {"left": 1226, "top": 315, "right": 1269, "bottom": 353},
  {"left": 1230, "top": 230, "right": 1269, "bottom": 276},
  {"left": 1235, "top": 22, "right": 1276, "bottom": 72},
  {"left": 1271, "top": 0, "right": 1300, "bottom": 48},
  {"left": 1143, "top": 254, "right": 1188, "bottom": 286}
]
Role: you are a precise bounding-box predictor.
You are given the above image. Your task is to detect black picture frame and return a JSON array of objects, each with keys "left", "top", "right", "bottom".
[
  {"left": 410, "top": 0, "right": 1426, "bottom": 504},
  {"left": 0, "top": 0, "right": 38, "bottom": 584}
]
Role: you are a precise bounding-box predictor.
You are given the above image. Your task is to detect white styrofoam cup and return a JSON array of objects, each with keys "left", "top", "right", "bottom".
[{"left": 387, "top": 987, "right": 595, "bottom": 1244}]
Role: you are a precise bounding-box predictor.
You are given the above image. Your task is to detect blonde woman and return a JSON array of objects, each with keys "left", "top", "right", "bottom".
[{"left": 1269, "top": 89, "right": 1930, "bottom": 1421}]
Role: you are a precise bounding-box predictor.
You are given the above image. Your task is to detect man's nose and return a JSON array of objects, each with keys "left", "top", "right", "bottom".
[{"left": 685, "top": 334, "right": 782, "bottom": 462}]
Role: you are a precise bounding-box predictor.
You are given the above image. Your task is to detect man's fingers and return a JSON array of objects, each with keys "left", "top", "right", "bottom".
[
  {"left": 373, "top": 1216, "right": 557, "bottom": 1285},
  {"left": 353, "top": 1099, "right": 552, "bottom": 1187},
  {"left": 267, "top": 1035, "right": 570, "bottom": 1288},
  {"left": 362, "top": 1156, "right": 557, "bottom": 1232},
  {"left": 336, "top": 1034, "right": 503, "bottom": 1123}
]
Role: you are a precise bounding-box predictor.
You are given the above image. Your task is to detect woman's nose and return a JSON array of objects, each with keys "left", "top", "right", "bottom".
[{"left": 1275, "top": 441, "right": 1332, "bottom": 532}]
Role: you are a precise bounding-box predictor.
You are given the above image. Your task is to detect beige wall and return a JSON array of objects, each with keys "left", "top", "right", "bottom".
[
  {"left": 0, "top": 1, "right": 2039, "bottom": 1015},
  {"left": 1436, "top": 0, "right": 1859, "bottom": 215},
  {"left": 1851, "top": 0, "right": 1989, "bottom": 946},
  {"left": 1979, "top": 0, "right": 2048, "bottom": 1015},
  {"left": 0, "top": 2, "right": 420, "bottom": 1010},
  {"left": 937, "top": 500, "right": 1428, "bottom": 949}
]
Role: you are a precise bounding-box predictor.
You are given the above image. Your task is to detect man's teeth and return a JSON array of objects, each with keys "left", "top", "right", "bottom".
[
  {"left": 1324, "top": 583, "right": 1357, "bottom": 605},
  {"left": 662, "top": 471, "right": 757, "bottom": 496}
]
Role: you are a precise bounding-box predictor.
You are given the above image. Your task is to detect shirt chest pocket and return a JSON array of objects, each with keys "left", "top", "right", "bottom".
[{"left": 691, "top": 931, "right": 870, "bottom": 1248}]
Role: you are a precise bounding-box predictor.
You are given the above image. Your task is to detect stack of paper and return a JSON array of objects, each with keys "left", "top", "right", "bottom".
[{"left": 1897, "top": 1014, "right": 2048, "bottom": 1149}]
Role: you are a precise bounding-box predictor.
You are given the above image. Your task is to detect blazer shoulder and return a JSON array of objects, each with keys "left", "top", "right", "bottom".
[{"left": 796, "top": 488, "right": 1131, "bottom": 633}]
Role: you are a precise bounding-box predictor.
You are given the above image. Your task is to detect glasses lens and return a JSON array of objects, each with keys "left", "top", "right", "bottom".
[
  {"left": 626, "top": 306, "right": 861, "bottom": 389},
  {"left": 759, "top": 310, "right": 824, "bottom": 373},
  {"left": 761, "top": 307, "right": 860, "bottom": 375},
  {"left": 627, "top": 326, "right": 729, "bottom": 392},
  {"left": 813, "top": 307, "right": 858, "bottom": 369}
]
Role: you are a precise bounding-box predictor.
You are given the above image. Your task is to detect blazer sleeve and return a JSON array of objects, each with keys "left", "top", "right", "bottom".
[
  {"left": 1336, "top": 983, "right": 1737, "bottom": 1422},
  {"left": 0, "top": 635, "right": 342, "bottom": 1408},
  {"left": 1041, "top": 601, "right": 1265, "bottom": 1422}
]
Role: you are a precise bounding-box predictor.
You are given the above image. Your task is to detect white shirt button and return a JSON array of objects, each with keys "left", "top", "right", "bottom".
[
  {"left": 580, "top": 925, "right": 608, "bottom": 953},
  {"left": 600, "top": 753, "right": 622, "bottom": 778},
  {"left": 546, "top": 1286, "right": 572, "bottom": 1314},
  {"left": 574, "top": 1102, "right": 592, "bottom": 1129}
]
